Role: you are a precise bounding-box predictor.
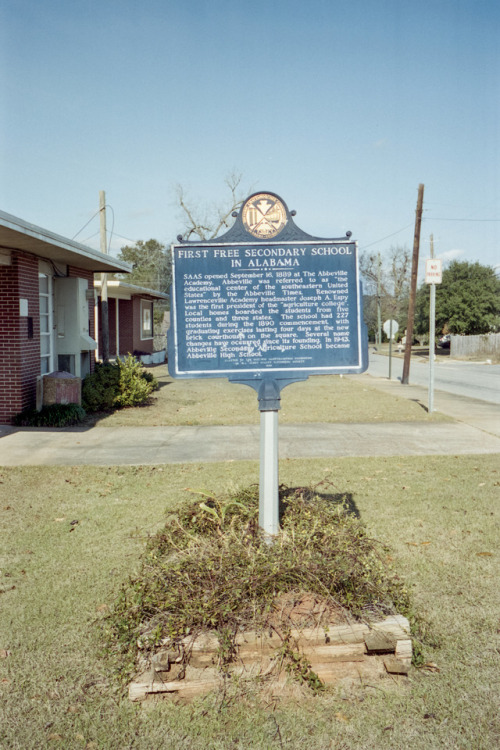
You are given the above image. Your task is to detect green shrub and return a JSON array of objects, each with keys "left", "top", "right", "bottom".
[
  {"left": 82, "top": 355, "right": 157, "bottom": 413},
  {"left": 82, "top": 361, "right": 121, "bottom": 412},
  {"left": 141, "top": 370, "right": 159, "bottom": 389},
  {"left": 114, "top": 355, "right": 156, "bottom": 407},
  {"left": 13, "top": 403, "right": 86, "bottom": 427}
]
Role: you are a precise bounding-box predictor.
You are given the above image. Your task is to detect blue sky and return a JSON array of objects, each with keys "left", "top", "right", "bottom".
[{"left": 1, "top": 0, "right": 499, "bottom": 272}]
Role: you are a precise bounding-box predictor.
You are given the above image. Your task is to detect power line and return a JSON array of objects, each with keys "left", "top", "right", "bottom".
[
  {"left": 82, "top": 231, "right": 100, "bottom": 243},
  {"left": 112, "top": 232, "right": 143, "bottom": 244},
  {"left": 106, "top": 204, "right": 115, "bottom": 253},
  {"left": 424, "top": 216, "right": 500, "bottom": 222},
  {"left": 72, "top": 209, "right": 101, "bottom": 240},
  {"left": 359, "top": 213, "right": 499, "bottom": 255},
  {"left": 74, "top": 203, "right": 117, "bottom": 252},
  {"left": 359, "top": 222, "right": 414, "bottom": 250}
]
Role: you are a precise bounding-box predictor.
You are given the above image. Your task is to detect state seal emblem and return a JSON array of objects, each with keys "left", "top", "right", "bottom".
[{"left": 241, "top": 193, "right": 287, "bottom": 239}]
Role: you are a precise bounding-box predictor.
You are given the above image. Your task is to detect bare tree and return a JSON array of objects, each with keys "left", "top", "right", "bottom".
[
  {"left": 388, "top": 246, "right": 411, "bottom": 307},
  {"left": 174, "top": 171, "right": 251, "bottom": 241},
  {"left": 360, "top": 245, "right": 411, "bottom": 342}
]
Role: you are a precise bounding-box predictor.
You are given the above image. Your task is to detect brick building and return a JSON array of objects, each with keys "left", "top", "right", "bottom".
[
  {"left": 0, "top": 210, "right": 131, "bottom": 424},
  {"left": 94, "top": 279, "right": 169, "bottom": 361}
]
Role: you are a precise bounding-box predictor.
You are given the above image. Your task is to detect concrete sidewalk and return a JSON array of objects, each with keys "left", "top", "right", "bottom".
[
  {"left": 358, "top": 372, "right": 500, "bottom": 438},
  {"left": 0, "top": 374, "right": 498, "bottom": 466}
]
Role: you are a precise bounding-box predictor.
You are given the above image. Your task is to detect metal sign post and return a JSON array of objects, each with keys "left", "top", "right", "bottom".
[
  {"left": 168, "top": 192, "right": 368, "bottom": 538},
  {"left": 425, "top": 255, "right": 442, "bottom": 413},
  {"left": 429, "top": 284, "right": 436, "bottom": 413},
  {"left": 383, "top": 319, "right": 398, "bottom": 380},
  {"left": 256, "top": 378, "right": 280, "bottom": 537},
  {"left": 259, "top": 410, "right": 279, "bottom": 536}
]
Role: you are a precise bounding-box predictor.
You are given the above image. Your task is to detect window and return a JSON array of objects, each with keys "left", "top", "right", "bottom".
[
  {"left": 39, "top": 263, "right": 54, "bottom": 374},
  {"left": 141, "top": 300, "right": 153, "bottom": 339}
]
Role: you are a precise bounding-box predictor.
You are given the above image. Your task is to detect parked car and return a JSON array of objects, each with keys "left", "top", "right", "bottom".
[{"left": 438, "top": 334, "right": 451, "bottom": 348}]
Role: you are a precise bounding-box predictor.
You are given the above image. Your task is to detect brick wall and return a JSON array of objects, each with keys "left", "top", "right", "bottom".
[
  {"left": 0, "top": 252, "right": 40, "bottom": 423},
  {"left": 96, "top": 296, "right": 155, "bottom": 358},
  {"left": 0, "top": 257, "right": 99, "bottom": 424},
  {"left": 108, "top": 297, "right": 117, "bottom": 356},
  {"left": 118, "top": 299, "right": 134, "bottom": 355}
]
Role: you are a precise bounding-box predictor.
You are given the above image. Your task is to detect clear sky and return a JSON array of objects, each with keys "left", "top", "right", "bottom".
[{"left": 1, "top": 0, "right": 499, "bottom": 273}]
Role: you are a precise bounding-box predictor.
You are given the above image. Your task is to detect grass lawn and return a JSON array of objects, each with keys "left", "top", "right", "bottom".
[
  {"left": 90, "top": 366, "right": 449, "bottom": 427},
  {"left": 1, "top": 456, "right": 498, "bottom": 749}
]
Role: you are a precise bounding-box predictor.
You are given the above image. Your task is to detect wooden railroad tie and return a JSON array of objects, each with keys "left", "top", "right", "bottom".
[{"left": 129, "top": 614, "right": 412, "bottom": 702}]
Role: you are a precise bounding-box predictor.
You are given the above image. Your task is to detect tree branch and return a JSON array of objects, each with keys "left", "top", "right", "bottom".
[{"left": 175, "top": 172, "right": 249, "bottom": 241}]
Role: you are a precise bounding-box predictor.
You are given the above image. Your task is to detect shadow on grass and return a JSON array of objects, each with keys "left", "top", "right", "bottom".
[
  {"left": 143, "top": 363, "right": 173, "bottom": 391},
  {"left": 410, "top": 398, "right": 429, "bottom": 414},
  {"left": 152, "top": 375, "right": 174, "bottom": 391}
]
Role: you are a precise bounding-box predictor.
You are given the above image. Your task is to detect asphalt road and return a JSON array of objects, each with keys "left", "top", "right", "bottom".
[{"left": 367, "top": 352, "right": 500, "bottom": 405}]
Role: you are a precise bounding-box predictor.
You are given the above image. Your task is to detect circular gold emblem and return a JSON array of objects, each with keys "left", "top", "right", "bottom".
[{"left": 242, "top": 194, "right": 287, "bottom": 238}]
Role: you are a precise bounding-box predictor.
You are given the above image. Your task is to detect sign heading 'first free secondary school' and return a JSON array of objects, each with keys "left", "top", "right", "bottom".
[{"left": 168, "top": 192, "right": 368, "bottom": 382}]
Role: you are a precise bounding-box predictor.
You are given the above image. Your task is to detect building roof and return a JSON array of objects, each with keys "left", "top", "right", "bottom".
[
  {"left": 0, "top": 210, "right": 132, "bottom": 273},
  {"left": 94, "top": 278, "right": 170, "bottom": 301}
]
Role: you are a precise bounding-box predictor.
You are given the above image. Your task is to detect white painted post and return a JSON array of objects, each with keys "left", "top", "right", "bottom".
[
  {"left": 388, "top": 318, "right": 393, "bottom": 380},
  {"left": 426, "top": 240, "right": 442, "bottom": 414},
  {"left": 99, "top": 190, "right": 109, "bottom": 363},
  {"left": 429, "top": 282, "right": 436, "bottom": 413},
  {"left": 115, "top": 298, "right": 120, "bottom": 358},
  {"left": 259, "top": 409, "right": 279, "bottom": 537}
]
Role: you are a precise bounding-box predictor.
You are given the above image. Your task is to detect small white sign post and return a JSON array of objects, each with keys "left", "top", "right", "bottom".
[
  {"left": 383, "top": 319, "right": 399, "bottom": 379},
  {"left": 425, "top": 258, "right": 442, "bottom": 413}
]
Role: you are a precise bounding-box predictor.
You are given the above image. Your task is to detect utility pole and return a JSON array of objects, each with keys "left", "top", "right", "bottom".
[
  {"left": 99, "top": 190, "right": 110, "bottom": 363},
  {"left": 401, "top": 183, "right": 424, "bottom": 385},
  {"left": 376, "top": 253, "right": 382, "bottom": 346}
]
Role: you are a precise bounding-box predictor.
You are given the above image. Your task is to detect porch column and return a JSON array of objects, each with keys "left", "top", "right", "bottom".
[{"left": 115, "top": 298, "right": 120, "bottom": 357}]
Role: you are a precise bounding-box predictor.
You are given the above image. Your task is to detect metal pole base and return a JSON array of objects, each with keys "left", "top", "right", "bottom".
[{"left": 259, "top": 409, "right": 279, "bottom": 538}]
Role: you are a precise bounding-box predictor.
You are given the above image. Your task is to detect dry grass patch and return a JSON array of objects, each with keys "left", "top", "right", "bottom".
[
  {"left": 0, "top": 456, "right": 498, "bottom": 749},
  {"left": 92, "top": 366, "right": 447, "bottom": 427}
]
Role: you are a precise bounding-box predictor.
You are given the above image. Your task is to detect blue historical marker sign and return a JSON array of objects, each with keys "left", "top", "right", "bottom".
[
  {"left": 168, "top": 192, "right": 368, "bottom": 383},
  {"left": 169, "top": 191, "right": 368, "bottom": 538}
]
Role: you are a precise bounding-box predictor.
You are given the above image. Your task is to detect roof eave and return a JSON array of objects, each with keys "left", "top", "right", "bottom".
[
  {"left": 94, "top": 278, "right": 170, "bottom": 301},
  {"left": 0, "top": 210, "right": 132, "bottom": 273}
]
